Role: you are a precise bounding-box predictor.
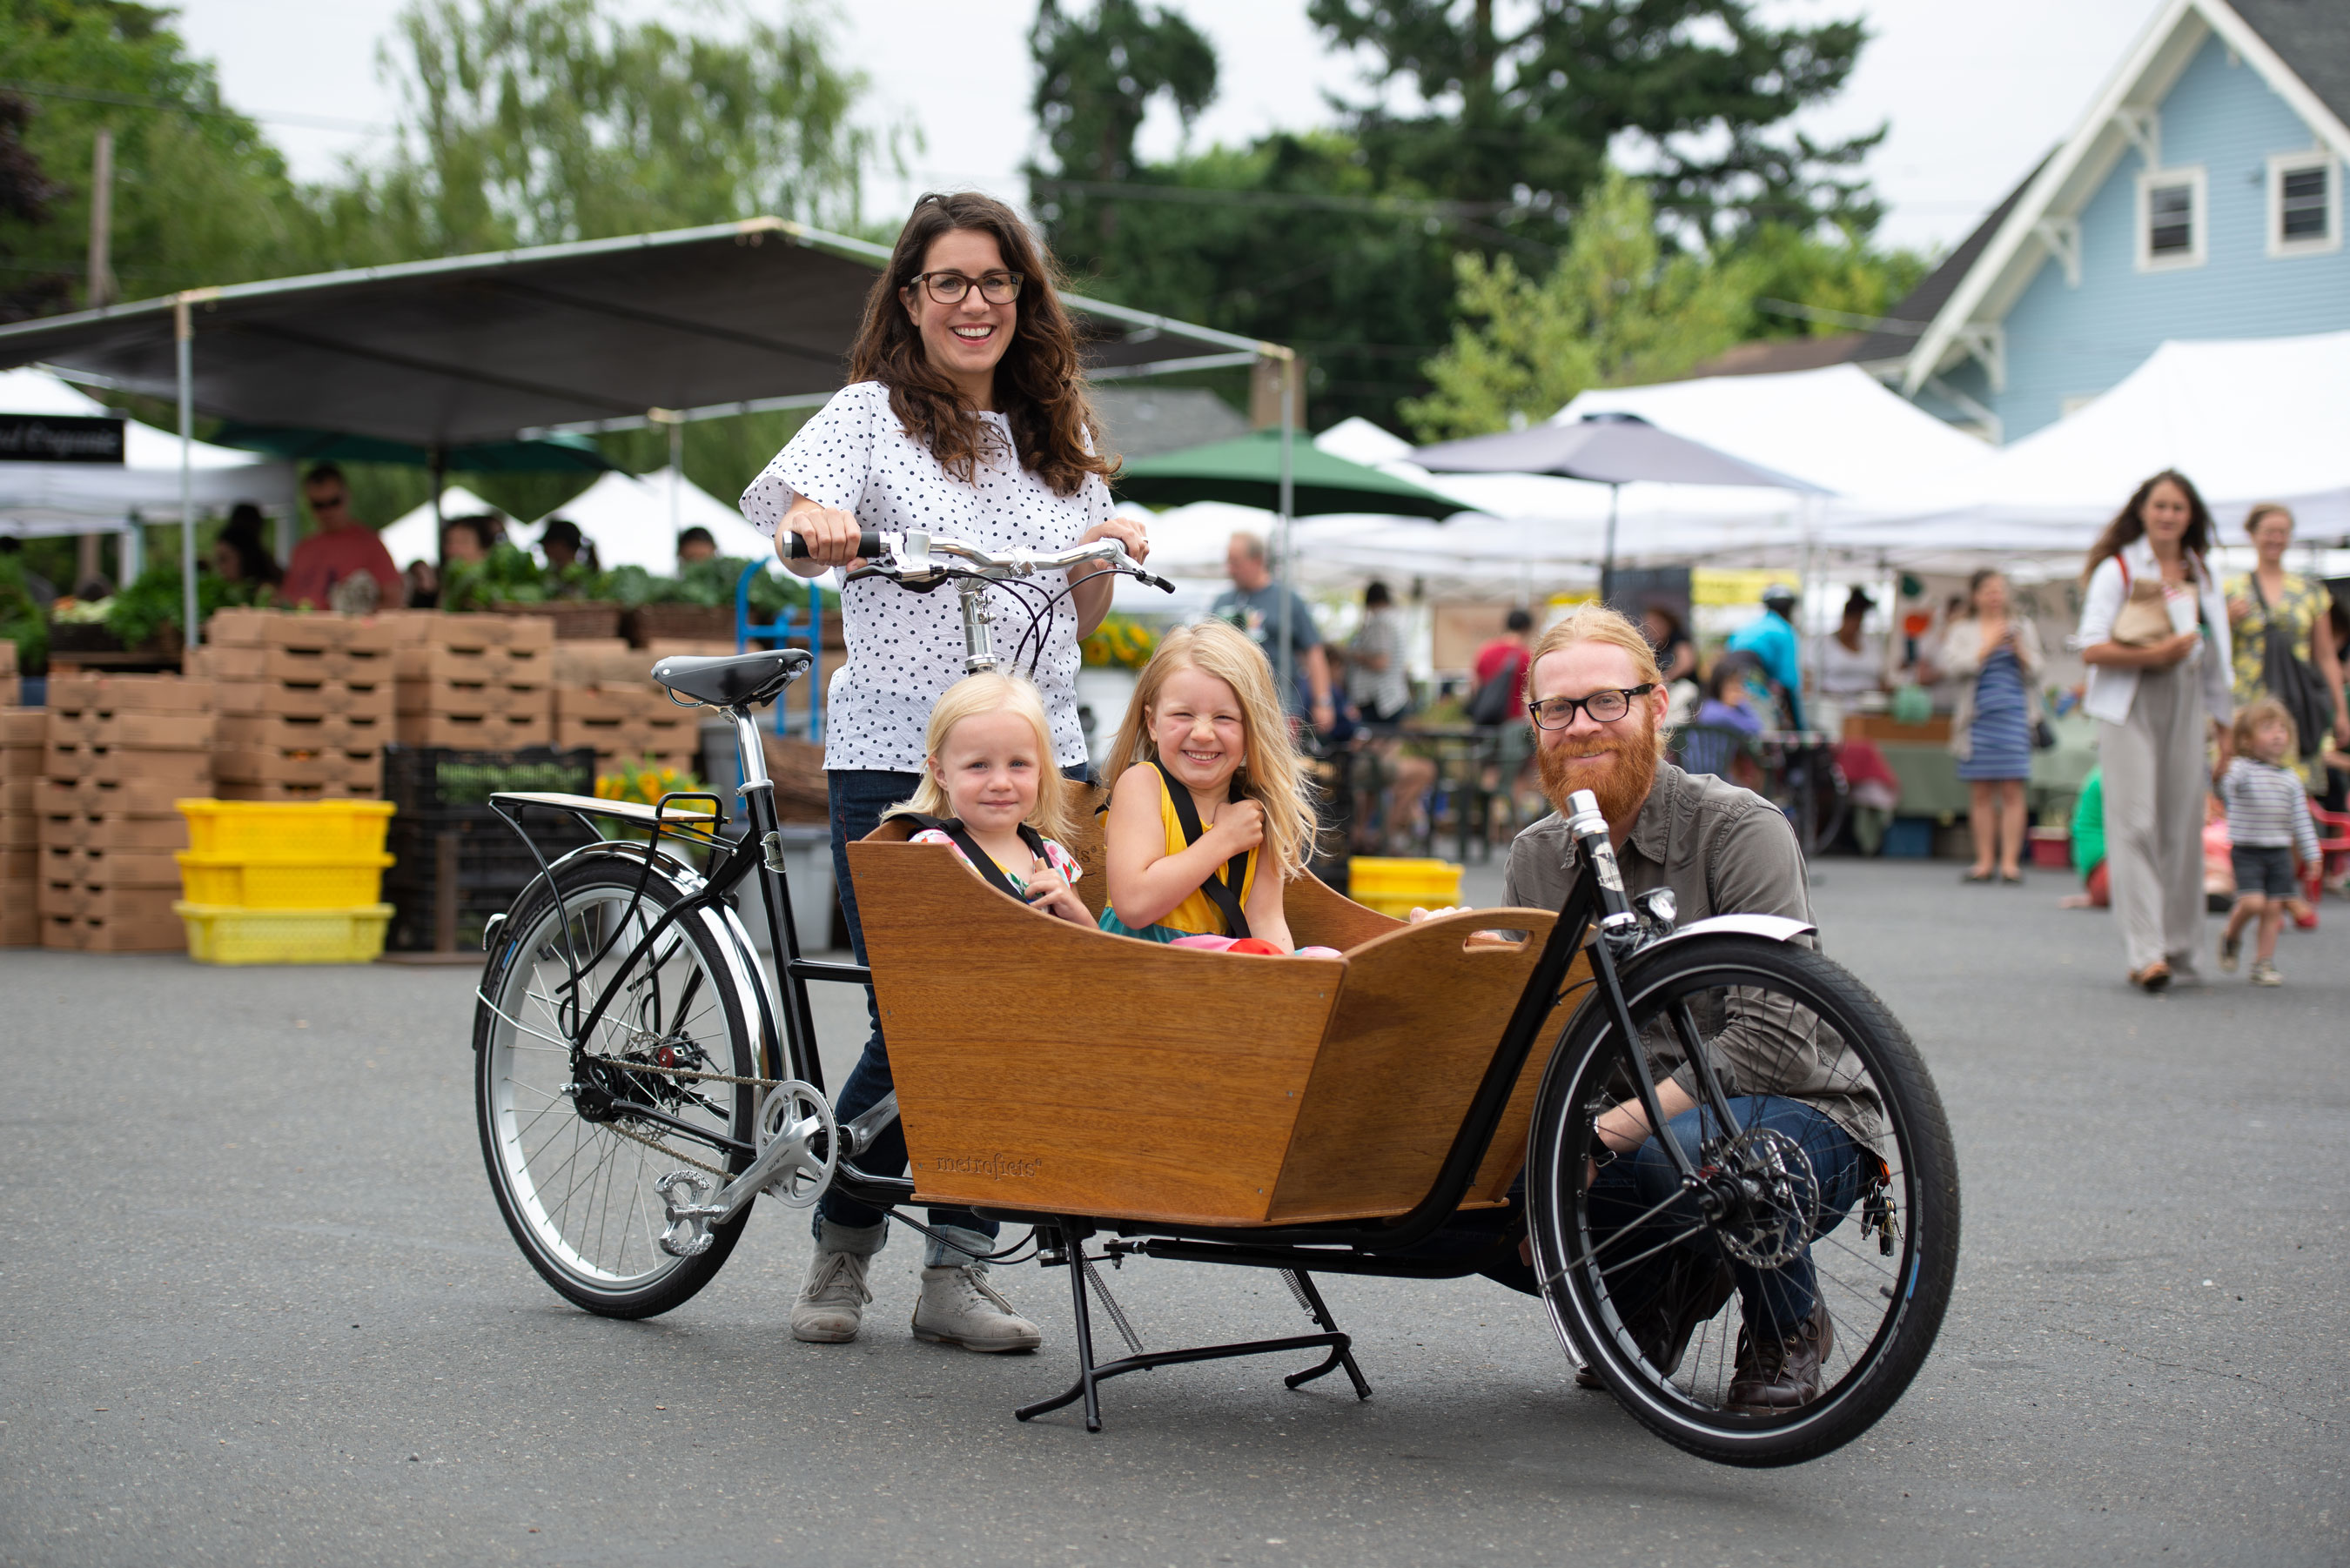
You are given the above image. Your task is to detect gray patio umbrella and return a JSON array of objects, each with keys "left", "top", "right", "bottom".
[{"left": 1413, "top": 412, "right": 1830, "bottom": 600}]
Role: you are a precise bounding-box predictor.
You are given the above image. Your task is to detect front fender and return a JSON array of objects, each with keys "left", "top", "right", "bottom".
[{"left": 1647, "top": 912, "right": 1816, "bottom": 948}]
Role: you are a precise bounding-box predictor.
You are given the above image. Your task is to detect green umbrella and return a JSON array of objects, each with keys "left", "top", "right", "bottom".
[
  {"left": 209, "top": 424, "right": 612, "bottom": 472},
  {"left": 1114, "top": 430, "right": 1463, "bottom": 519}
]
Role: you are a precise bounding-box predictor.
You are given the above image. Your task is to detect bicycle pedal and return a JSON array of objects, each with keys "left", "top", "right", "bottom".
[{"left": 655, "top": 1169, "right": 723, "bottom": 1257}]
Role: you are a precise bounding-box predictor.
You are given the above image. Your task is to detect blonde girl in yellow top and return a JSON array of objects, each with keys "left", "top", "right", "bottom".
[{"left": 1098, "top": 619, "right": 1319, "bottom": 951}]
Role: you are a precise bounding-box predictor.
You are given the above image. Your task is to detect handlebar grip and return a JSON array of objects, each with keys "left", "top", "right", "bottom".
[
  {"left": 1136, "top": 571, "right": 1177, "bottom": 593},
  {"left": 780, "top": 528, "right": 882, "bottom": 560}
]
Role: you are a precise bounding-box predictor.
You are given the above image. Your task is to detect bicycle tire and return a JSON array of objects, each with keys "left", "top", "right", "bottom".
[
  {"left": 475, "top": 852, "right": 762, "bottom": 1318},
  {"left": 1526, "top": 932, "right": 1959, "bottom": 1466}
]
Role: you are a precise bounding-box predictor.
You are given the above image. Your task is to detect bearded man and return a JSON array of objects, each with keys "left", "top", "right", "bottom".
[{"left": 1462, "top": 604, "right": 1850, "bottom": 1415}]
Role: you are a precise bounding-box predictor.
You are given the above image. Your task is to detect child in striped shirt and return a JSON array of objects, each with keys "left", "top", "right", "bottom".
[{"left": 2216, "top": 699, "right": 2320, "bottom": 986}]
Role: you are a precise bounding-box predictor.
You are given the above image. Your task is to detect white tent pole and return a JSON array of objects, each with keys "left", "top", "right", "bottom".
[
  {"left": 1601, "top": 483, "right": 1621, "bottom": 606},
  {"left": 1274, "top": 352, "right": 1295, "bottom": 703},
  {"left": 174, "top": 294, "right": 196, "bottom": 652},
  {"left": 668, "top": 417, "right": 683, "bottom": 554}
]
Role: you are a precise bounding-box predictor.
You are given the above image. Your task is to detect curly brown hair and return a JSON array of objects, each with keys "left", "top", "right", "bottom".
[
  {"left": 845, "top": 191, "right": 1116, "bottom": 498},
  {"left": 2083, "top": 469, "right": 2213, "bottom": 585}
]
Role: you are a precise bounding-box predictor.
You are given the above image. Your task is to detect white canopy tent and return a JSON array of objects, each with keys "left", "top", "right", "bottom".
[
  {"left": 379, "top": 486, "right": 514, "bottom": 569},
  {"left": 0, "top": 369, "right": 295, "bottom": 571},
  {"left": 1830, "top": 330, "right": 2350, "bottom": 552},
  {"left": 525, "top": 466, "right": 769, "bottom": 573}
]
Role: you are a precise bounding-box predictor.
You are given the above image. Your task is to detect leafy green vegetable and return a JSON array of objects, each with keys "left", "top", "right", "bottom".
[
  {"left": 440, "top": 542, "right": 558, "bottom": 610},
  {"left": 103, "top": 566, "right": 267, "bottom": 649},
  {"left": 0, "top": 557, "right": 47, "bottom": 673}
]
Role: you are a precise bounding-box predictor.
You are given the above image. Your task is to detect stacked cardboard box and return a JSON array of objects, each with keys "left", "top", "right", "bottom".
[
  {"left": 0, "top": 638, "right": 19, "bottom": 707},
  {"left": 39, "top": 673, "right": 213, "bottom": 950},
  {"left": 553, "top": 682, "right": 698, "bottom": 772},
  {"left": 391, "top": 613, "right": 554, "bottom": 750},
  {"left": 1, "top": 707, "right": 41, "bottom": 946},
  {"left": 201, "top": 609, "right": 396, "bottom": 801}
]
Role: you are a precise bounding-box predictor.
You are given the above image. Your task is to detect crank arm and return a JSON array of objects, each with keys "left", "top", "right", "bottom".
[{"left": 841, "top": 1091, "right": 896, "bottom": 1157}]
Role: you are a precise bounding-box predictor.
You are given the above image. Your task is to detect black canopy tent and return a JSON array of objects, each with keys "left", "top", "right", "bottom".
[{"left": 0, "top": 216, "right": 1274, "bottom": 640}]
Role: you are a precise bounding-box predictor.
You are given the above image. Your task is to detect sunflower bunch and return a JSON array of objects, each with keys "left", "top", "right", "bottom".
[
  {"left": 595, "top": 757, "right": 710, "bottom": 812},
  {"left": 1080, "top": 613, "right": 1158, "bottom": 669}
]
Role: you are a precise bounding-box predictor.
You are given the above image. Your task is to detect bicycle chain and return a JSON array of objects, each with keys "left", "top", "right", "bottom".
[{"left": 600, "top": 1116, "right": 729, "bottom": 1180}]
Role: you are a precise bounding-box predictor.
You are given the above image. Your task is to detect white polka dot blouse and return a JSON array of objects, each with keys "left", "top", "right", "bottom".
[{"left": 742, "top": 380, "right": 1112, "bottom": 775}]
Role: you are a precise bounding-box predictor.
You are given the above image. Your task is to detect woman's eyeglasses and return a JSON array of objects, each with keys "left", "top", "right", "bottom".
[
  {"left": 911, "top": 271, "right": 1024, "bottom": 305},
  {"left": 1528, "top": 685, "right": 1656, "bottom": 730}
]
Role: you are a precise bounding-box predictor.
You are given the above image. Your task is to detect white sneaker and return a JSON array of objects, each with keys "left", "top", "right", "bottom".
[
  {"left": 2250, "top": 960, "right": 2283, "bottom": 987},
  {"left": 912, "top": 1264, "right": 1043, "bottom": 1352},
  {"left": 790, "top": 1247, "right": 873, "bottom": 1344}
]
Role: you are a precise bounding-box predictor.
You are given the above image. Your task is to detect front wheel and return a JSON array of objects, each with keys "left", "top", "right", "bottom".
[
  {"left": 475, "top": 853, "right": 763, "bottom": 1318},
  {"left": 1527, "top": 934, "right": 1959, "bottom": 1466}
]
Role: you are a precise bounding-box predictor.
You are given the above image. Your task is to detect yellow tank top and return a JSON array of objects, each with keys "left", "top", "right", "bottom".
[{"left": 1152, "top": 767, "right": 1259, "bottom": 936}]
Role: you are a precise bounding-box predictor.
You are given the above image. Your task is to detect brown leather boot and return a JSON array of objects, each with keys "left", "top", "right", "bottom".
[
  {"left": 1726, "top": 1299, "right": 1834, "bottom": 1413},
  {"left": 1576, "top": 1252, "right": 1736, "bottom": 1390}
]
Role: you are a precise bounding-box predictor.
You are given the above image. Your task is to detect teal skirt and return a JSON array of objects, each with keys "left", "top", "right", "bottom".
[{"left": 1097, "top": 908, "right": 1187, "bottom": 943}]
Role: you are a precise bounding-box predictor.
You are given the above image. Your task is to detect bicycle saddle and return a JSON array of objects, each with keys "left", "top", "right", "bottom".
[{"left": 650, "top": 647, "right": 813, "bottom": 708}]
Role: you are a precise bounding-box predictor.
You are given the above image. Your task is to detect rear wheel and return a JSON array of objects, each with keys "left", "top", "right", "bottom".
[
  {"left": 1527, "top": 934, "right": 1959, "bottom": 1466},
  {"left": 475, "top": 854, "right": 761, "bottom": 1318}
]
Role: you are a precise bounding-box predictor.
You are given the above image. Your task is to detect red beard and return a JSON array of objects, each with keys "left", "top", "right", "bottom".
[{"left": 1535, "top": 716, "right": 1661, "bottom": 831}]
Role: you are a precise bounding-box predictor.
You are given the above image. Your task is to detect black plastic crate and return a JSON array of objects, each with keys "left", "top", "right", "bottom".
[{"left": 382, "top": 745, "right": 596, "bottom": 817}]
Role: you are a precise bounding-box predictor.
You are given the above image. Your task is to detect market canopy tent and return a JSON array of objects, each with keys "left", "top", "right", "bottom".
[
  {"left": 0, "top": 368, "right": 292, "bottom": 539},
  {"left": 1115, "top": 429, "right": 1467, "bottom": 520},
  {"left": 0, "top": 215, "right": 1270, "bottom": 643},
  {"left": 1555, "top": 365, "right": 1992, "bottom": 499},
  {"left": 524, "top": 466, "right": 770, "bottom": 573},
  {"left": 1832, "top": 329, "right": 2350, "bottom": 549},
  {"left": 0, "top": 217, "right": 1265, "bottom": 452}
]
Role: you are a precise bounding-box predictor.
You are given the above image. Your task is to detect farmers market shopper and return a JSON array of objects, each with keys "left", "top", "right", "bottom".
[
  {"left": 281, "top": 465, "right": 401, "bottom": 612},
  {"left": 742, "top": 191, "right": 1148, "bottom": 1355}
]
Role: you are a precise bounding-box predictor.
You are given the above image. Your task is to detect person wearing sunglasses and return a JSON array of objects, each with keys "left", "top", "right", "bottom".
[{"left": 741, "top": 191, "right": 1152, "bottom": 1360}]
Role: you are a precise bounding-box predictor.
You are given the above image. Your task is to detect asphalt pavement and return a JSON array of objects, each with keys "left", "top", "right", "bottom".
[{"left": 2, "top": 857, "right": 2345, "bottom": 1566}]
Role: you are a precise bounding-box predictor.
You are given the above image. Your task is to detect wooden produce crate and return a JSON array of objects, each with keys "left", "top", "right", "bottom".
[
  {"left": 204, "top": 676, "right": 395, "bottom": 721},
  {"left": 215, "top": 711, "right": 393, "bottom": 753},
  {"left": 393, "top": 710, "right": 553, "bottom": 748},
  {"left": 40, "top": 896, "right": 187, "bottom": 950},
  {"left": 38, "top": 843, "right": 183, "bottom": 891},
  {"left": 625, "top": 603, "right": 733, "bottom": 647},
  {"left": 213, "top": 778, "right": 383, "bottom": 802},
  {"left": 0, "top": 638, "right": 17, "bottom": 707},
  {"left": 211, "top": 744, "right": 383, "bottom": 791},
  {"left": 490, "top": 601, "right": 618, "bottom": 640},
  {"left": 44, "top": 742, "right": 212, "bottom": 791},
  {"left": 0, "top": 900, "right": 35, "bottom": 948},
  {"left": 395, "top": 644, "right": 551, "bottom": 689},
  {"left": 550, "top": 640, "right": 648, "bottom": 687},
  {"left": 554, "top": 684, "right": 697, "bottom": 768},
  {"left": 382, "top": 611, "right": 555, "bottom": 653},
  {"left": 37, "top": 810, "right": 191, "bottom": 851},
  {"left": 190, "top": 639, "right": 393, "bottom": 687},
  {"left": 206, "top": 608, "right": 400, "bottom": 655}
]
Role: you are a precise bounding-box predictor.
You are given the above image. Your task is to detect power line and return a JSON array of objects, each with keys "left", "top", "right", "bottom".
[{"left": 0, "top": 78, "right": 389, "bottom": 135}]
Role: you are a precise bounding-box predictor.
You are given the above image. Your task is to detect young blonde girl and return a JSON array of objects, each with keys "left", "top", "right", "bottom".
[
  {"left": 890, "top": 672, "right": 1089, "bottom": 924},
  {"left": 2215, "top": 698, "right": 2320, "bottom": 985},
  {"left": 1098, "top": 619, "right": 1321, "bottom": 952}
]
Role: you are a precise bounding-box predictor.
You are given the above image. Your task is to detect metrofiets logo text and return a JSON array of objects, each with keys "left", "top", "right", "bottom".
[{"left": 918, "top": 1152, "right": 1043, "bottom": 1181}]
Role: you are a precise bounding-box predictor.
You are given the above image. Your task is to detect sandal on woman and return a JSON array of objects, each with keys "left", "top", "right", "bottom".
[
  {"left": 2129, "top": 961, "right": 2172, "bottom": 993},
  {"left": 1961, "top": 868, "right": 1995, "bottom": 884},
  {"left": 1998, "top": 870, "right": 2024, "bottom": 885}
]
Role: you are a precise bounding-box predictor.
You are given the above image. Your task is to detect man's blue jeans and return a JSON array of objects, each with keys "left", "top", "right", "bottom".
[
  {"left": 813, "top": 766, "right": 1090, "bottom": 1263},
  {"left": 1586, "top": 1095, "right": 1865, "bottom": 1340}
]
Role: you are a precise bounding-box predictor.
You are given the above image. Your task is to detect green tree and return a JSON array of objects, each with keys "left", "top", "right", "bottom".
[
  {"left": 1401, "top": 169, "right": 1748, "bottom": 439},
  {"left": 0, "top": 0, "right": 306, "bottom": 302},
  {"left": 1306, "top": 0, "right": 1882, "bottom": 239},
  {"left": 307, "top": 0, "right": 895, "bottom": 265},
  {"left": 1029, "top": 0, "right": 1216, "bottom": 253}
]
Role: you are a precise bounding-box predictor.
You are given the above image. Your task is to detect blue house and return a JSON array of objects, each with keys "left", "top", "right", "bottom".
[{"left": 1851, "top": 0, "right": 2350, "bottom": 444}]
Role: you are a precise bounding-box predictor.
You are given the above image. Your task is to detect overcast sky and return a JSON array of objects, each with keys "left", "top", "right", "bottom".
[{"left": 174, "top": 0, "right": 2163, "bottom": 256}]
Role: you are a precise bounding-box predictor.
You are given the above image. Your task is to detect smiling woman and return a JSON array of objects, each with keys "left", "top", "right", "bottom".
[{"left": 735, "top": 191, "right": 1153, "bottom": 1353}]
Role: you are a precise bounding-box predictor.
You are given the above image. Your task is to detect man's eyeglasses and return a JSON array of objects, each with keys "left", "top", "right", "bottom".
[
  {"left": 1528, "top": 685, "right": 1656, "bottom": 730},
  {"left": 910, "top": 270, "right": 1024, "bottom": 305}
]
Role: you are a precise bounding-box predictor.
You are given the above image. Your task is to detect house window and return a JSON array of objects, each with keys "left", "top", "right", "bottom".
[
  {"left": 2268, "top": 153, "right": 2340, "bottom": 257},
  {"left": 2136, "top": 165, "right": 2207, "bottom": 271}
]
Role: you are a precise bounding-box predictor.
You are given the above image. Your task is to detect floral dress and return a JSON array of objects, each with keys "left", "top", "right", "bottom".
[{"left": 2226, "top": 570, "right": 2332, "bottom": 791}]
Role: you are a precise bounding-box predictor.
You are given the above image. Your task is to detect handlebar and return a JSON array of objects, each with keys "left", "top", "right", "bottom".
[{"left": 778, "top": 526, "right": 1173, "bottom": 594}]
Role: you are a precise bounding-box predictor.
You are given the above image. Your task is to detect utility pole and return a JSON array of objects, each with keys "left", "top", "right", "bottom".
[
  {"left": 79, "top": 129, "right": 118, "bottom": 595},
  {"left": 87, "top": 129, "right": 117, "bottom": 309}
]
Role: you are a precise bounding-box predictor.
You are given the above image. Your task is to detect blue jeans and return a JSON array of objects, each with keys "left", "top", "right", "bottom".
[
  {"left": 814, "top": 766, "right": 1091, "bottom": 1260},
  {"left": 1587, "top": 1095, "right": 1865, "bottom": 1338}
]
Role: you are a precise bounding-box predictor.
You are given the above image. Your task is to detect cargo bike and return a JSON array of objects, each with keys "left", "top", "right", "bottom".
[{"left": 469, "top": 528, "right": 1960, "bottom": 1468}]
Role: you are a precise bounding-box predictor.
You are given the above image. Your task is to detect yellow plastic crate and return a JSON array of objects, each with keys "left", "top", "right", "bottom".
[
  {"left": 175, "top": 902, "right": 393, "bottom": 965},
  {"left": 177, "top": 800, "right": 396, "bottom": 860},
  {"left": 1346, "top": 855, "right": 1465, "bottom": 918},
  {"left": 175, "top": 853, "right": 395, "bottom": 909}
]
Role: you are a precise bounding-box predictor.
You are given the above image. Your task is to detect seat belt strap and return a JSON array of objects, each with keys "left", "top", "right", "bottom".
[{"left": 1148, "top": 758, "right": 1252, "bottom": 940}]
